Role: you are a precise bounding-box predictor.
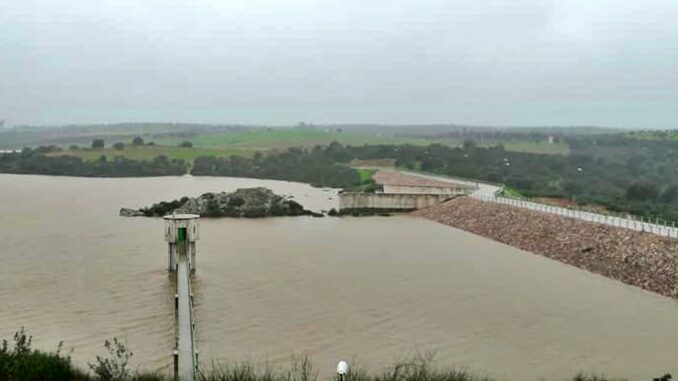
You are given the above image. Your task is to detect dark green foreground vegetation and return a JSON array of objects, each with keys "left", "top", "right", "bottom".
[{"left": 1, "top": 329, "right": 650, "bottom": 381}]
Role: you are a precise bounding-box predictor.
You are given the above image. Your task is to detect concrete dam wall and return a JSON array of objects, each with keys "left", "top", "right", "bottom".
[
  {"left": 339, "top": 192, "right": 453, "bottom": 211},
  {"left": 382, "top": 184, "right": 469, "bottom": 196}
]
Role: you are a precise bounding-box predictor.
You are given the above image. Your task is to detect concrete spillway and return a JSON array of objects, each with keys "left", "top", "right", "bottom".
[{"left": 176, "top": 254, "right": 197, "bottom": 381}]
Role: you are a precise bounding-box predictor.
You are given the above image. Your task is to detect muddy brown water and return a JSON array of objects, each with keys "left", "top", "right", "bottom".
[{"left": 1, "top": 174, "right": 678, "bottom": 380}]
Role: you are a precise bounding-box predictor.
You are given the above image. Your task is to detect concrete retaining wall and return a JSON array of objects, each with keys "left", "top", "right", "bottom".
[
  {"left": 382, "top": 184, "right": 469, "bottom": 196},
  {"left": 339, "top": 192, "right": 452, "bottom": 210}
]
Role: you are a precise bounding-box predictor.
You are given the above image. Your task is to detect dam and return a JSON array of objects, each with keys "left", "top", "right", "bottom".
[{"left": 3, "top": 175, "right": 678, "bottom": 381}]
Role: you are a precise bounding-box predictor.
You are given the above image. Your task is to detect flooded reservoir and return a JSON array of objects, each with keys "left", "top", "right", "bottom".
[{"left": 1, "top": 174, "right": 678, "bottom": 380}]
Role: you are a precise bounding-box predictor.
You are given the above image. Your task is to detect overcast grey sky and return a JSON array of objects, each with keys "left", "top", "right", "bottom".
[{"left": 1, "top": 0, "right": 677, "bottom": 127}]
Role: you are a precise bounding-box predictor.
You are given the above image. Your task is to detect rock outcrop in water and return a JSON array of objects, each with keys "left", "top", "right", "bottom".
[{"left": 121, "top": 187, "right": 315, "bottom": 218}]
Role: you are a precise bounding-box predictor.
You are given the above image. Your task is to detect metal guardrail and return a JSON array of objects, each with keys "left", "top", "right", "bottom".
[
  {"left": 473, "top": 193, "right": 678, "bottom": 239},
  {"left": 395, "top": 168, "right": 678, "bottom": 239}
]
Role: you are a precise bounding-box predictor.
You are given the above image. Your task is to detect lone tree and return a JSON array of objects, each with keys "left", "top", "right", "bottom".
[
  {"left": 113, "top": 142, "right": 125, "bottom": 150},
  {"left": 179, "top": 141, "right": 193, "bottom": 148},
  {"left": 91, "top": 139, "right": 105, "bottom": 149},
  {"left": 132, "top": 136, "right": 144, "bottom": 146}
]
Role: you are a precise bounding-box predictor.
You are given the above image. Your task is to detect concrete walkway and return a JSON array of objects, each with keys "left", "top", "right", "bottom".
[{"left": 176, "top": 254, "right": 197, "bottom": 381}]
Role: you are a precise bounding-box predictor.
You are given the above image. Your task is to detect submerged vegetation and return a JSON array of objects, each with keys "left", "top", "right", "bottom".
[{"left": 0, "top": 329, "right": 639, "bottom": 381}]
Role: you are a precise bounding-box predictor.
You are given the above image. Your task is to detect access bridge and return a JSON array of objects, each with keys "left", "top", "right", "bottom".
[{"left": 164, "top": 214, "right": 199, "bottom": 381}]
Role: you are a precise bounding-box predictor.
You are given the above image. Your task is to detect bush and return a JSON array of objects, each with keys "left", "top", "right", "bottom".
[
  {"left": 0, "top": 328, "right": 89, "bottom": 381},
  {"left": 132, "top": 137, "right": 144, "bottom": 146},
  {"left": 0, "top": 330, "right": 645, "bottom": 381},
  {"left": 88, "top": 338, "right": 133, "bottom": 381},
  {"left": 179, "top": 141, "right": 193, "bottom": 148},
  {"left": 92, "top": 139, "right": 105, "bottom": 149},
  {"left": 113, "top": 143, "right": 125, "bottom": 151}
]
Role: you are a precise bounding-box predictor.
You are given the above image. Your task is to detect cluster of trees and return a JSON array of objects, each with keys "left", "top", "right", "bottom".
[
  {"left": 195, "top": 139, "right": 676, "bottom": 221},
  {"left": 0, "top": 147, "right": 187, "bottom": 177},
  {"left": 90, "top": 138, "right": 192, "bottom": 150},
  {"left": 90, "top": 136, "right": 159, "bottom": 150},
  {"left": 340, "top": 140, "right": 678, "bottom": 221},
  {"left": 192, "top": 144, "right": 361, "bottom": 188}
]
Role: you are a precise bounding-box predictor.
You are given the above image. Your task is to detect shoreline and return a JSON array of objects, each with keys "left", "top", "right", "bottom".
[{"left": 414, "top": 196, "right": 678, "bottom": 299}]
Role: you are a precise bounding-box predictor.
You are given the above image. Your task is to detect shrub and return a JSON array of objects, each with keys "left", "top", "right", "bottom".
[
  {"left": 88, "top": 338, "right": 133, "bottom": 381},
  {"left": 0, "top": 328, "right": 88, "bottom": 381}
]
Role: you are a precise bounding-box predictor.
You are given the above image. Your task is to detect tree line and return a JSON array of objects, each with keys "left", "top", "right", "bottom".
[
  {"left": 0, "top": 147, "right": 187, "bottom": 177},
  {"left": 4, "top": 135, "right": 678, "bottom": 221},
  {"left": 192, "top": 144, "right": 360, "bottom": 188}
]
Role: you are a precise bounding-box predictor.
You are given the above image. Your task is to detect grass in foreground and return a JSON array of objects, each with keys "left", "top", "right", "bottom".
[{"left": 0, "top": 329, "right": 650, "bottom": 381}]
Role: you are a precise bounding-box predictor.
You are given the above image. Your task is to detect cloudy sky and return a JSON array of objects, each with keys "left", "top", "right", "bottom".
[{"left": 1, "top": 0, "right": 677, "bottom": 127}]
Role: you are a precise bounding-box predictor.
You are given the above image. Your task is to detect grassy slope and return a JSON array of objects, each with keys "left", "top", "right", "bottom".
[
  {"left": 50, "top": 128, "right": 429, "bottom": 162},
  {"left": 357, "top": 168, "right": 376, "bottom": 182},
  {"left": 625, "top": 131, "right": 678, "bottom": 141},
  {"left": 152, "top": 128, "right": 429, "bottom": 150}
]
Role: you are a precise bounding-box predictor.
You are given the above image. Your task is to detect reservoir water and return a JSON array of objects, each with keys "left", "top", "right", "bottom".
[{"left": 1, "top": 174, "right": 677, "bottom": 380}]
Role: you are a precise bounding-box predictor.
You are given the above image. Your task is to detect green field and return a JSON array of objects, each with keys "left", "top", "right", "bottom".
[
  {"left": 625, "top": 131, "right": 678, "bottom": 141},
  {"left": 151, "top": 128, "right": 428, "bottom": 150},
  {"left": 15, "top": 125, "right": 575, "bottom": 163},
  {"left": 51, "top": 145, "right": 249, "bottom": 162},
  {"left": 52, "top": 128, "right": 429, "bottom": 162}
]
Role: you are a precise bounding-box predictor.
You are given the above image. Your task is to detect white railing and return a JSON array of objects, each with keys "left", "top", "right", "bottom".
[{"left": 472, "top": 193, "right": 678, "bottom": 239}]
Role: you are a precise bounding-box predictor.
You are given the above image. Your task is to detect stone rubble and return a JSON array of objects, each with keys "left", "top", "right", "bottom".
[{"left": 413, "top": 196, "right": 678, "bottom": 299}]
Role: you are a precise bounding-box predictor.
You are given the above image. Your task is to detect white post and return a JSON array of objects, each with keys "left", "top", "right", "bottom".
[{"left": 337, "top": 361, "right": 348, "bottom": 381}]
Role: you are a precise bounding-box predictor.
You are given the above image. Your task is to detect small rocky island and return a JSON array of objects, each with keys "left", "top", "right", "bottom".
[{"left": 120, "top": 187, "right": 318, "bottom": 218}]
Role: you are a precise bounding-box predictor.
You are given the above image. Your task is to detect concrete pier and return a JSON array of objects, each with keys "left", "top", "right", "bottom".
[{"left": 165, "top": 214, "right": 200, "bottom": 381}]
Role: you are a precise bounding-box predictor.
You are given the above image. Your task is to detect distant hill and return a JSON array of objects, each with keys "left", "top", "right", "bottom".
[{"left": 330, "top": 123, "right": 625, "bottom": 137}]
